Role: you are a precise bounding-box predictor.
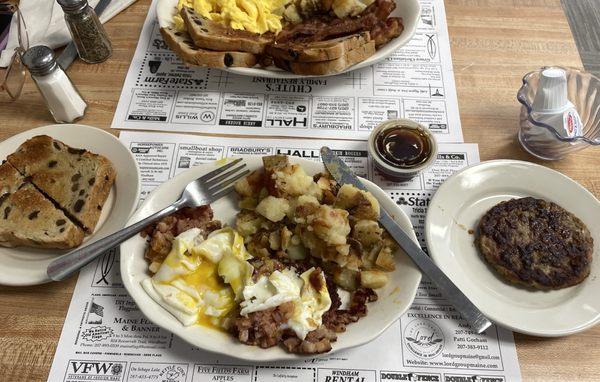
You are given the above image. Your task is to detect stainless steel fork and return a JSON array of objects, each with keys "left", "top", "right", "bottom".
[{"left": 47, "top": 158, "right": 249, "bottom": 282}]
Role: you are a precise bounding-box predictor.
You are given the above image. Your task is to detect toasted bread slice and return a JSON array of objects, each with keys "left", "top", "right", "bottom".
[
  {"left": 0, "top": 162, "right": 84, "bottom": 249},
  {"left": 274, "top": 40, "right": 376, "bottom": 75},
  {"left": 7, "top": 136, "right": 116, "bottom": 233},
  {"left": 161, "top": 27, "right": 257, "bottom": 68},
  {"left": 181, "top": 7, "right": 272, "bottom": 54},
  {"left": 267, "top": 32, "right": 371, "bottom": 62}
]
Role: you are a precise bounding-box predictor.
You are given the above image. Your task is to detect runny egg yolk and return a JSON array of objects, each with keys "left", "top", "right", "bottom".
[
  {"left": 142, "top": 227, "right": 331, "bottom": 340},
  {"left": 141, "top": 227, "right": 252, "bottom": 332},
  {"left": 183, "top": 259, "right": 235, "bottom": 331}
]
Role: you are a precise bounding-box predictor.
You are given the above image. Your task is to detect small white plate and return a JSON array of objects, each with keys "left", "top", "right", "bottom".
[
  {"left": 120, "top": 156, "right": 422, "bottom": 361},
  {"left": 0, "top": 124, "right": 141, "bottom": 286},
  {"left": 425, "top": 160, "right": 600, "bottom": 336},
  {"left": 156, "top": 0, "right": 420, "bottom": 78}
]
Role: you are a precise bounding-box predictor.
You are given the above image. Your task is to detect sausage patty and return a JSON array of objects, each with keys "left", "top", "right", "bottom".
[{"left": 476, "top": 197, "right": 593, "bottom": 290}]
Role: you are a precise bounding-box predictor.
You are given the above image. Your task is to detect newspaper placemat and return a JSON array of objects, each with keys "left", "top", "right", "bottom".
[
  {"left": 110, "top": 0, "right": 464, "bottom": 142},
  {"left": 47, "top": 131, "right": 522, "bottom": 382}
]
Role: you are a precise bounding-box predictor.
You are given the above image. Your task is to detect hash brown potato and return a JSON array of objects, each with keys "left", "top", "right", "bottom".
[{"left": 476, "top": 197, "right": 593, "bottom": 290}]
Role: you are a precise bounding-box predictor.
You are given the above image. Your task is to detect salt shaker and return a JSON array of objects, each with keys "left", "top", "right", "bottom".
[
  {"left": 57, "top": 0, "right": 112, "bottom": 64},
  {"left": 22, "top": 45, "right": 87, "bottom": 123}
]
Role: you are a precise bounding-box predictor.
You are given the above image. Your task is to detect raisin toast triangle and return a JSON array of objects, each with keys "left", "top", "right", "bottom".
[
  {"left": 180, "top": 7, "right": 273, "bottom": 54},
  {"left": 266, "top": 32, "right": 371, "bottom": 63},
  {"left": 0, "top": 162, "right": 84, "bottom": 249},
  {"left": 274, "top": 40, "right": 376, "bottom": 75},
  {"left": 160, "top": 27, "right": 258, "bottom": 68},
  {"left": 7, "top": 136, "right": 116, "bottom": 233}
]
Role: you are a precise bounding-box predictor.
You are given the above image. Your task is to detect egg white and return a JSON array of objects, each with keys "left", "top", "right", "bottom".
[
  {"left": 240, "top": 267, "right": 331, "bottom": 340},
  {"left": 141, "top": 228, "right": 252, "bottom": 328},
  {"left": 142, "top": 227, "right": 332, "bottom": 340}
]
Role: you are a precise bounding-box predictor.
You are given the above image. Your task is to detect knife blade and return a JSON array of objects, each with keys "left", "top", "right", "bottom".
[
  {"left": 320, "top": 146, "right": 492, "bottom": 334},
  {"left": 57, "top": 0, "right": 112, "bottom": 70}
]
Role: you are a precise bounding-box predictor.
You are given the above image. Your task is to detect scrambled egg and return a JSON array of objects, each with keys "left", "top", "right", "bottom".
[
  {"left": 174, "top": 0, "right": 291, "bottom": 34},
  {"left": 141, "top": 227, "right": 252, "bottom": 330},
  {"left": 142, "top": 227, "right": 331, "bottom": 340}
]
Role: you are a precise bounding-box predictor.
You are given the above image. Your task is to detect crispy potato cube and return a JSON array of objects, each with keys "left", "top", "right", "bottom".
[
  {"left": 335, "top": 183, "right": 360, "bottom": 209},
  {"left": 273, "top": 164, "right": 321, "bottom": 197},
  {"left": 375, "top": 246, "right": 396, "bottom": 271},
  {"left": 360, "top": 270, "right": 389, "bottom": 289},
  {"left": 345, "top": 253, "right": 362, "bottom": 271},
  {"left": 238, "top": 197, "right": 258, "bottom": 210},
  {"left": 311, "top": 205, "right": 350, "bottom": 245},
  {"left": 269, "top": 231, "right": 281, "bottom": 250},
  {"left": 352, "top": 219, "right": 383, "bottom": 247},
  {"left": 235, "top": 210, "right": 264, "bottom": 237},
  {"left": 306, "top": 182, "right": 324, "bottom": 201},
  {"left": 255, "top": 196, "right": 290, "bottom": 222},
  {"left": 353, "top": 191, "right": 380, "bottom": 220},
  {"left": 258, "top": 187, "right": 269, "bottom": 201},
  {"left": 262, "top": 154, "right": 289, "bottom": 172},
  {"left": 314, "top": 173, "right": 339, "bottom": 204},
  {"left": 286, "top": 244, "right": 307, "bottom": 260},
  {"left": 361, "top": 243, "right": 380, "bottom": 270},
  {"left": 290, "top": 194, "right": 320, "bottom": 223},
  {"left": 280, "top": 226, "right": 293, "bottom": 250},
  {"left": 334, "top": 267, "right": 360, "bottom": 291},
  {"left": 334, "top": 184, "right": 380, "bottom": 220},
  {"left": 234, "top": 170, "right": 264, "bottom": 197}
]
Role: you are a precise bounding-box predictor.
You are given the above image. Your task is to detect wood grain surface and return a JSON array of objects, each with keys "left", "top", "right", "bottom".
[{"left": 1, "top": 0, "right": 599, "bottom": 381}]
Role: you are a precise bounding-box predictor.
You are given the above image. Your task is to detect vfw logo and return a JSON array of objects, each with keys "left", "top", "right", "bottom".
[{"left": 66, "top": 360, "right": 126, "bottom": 382}]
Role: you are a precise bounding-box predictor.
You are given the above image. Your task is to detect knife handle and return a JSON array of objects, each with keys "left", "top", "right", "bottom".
[{"left": 379, "top": 212, "right": 492, "bottom": 334}]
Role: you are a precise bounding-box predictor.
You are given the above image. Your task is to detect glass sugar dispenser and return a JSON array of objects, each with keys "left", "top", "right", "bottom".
[
  {"left": 22, "top": 45, "right": 87, "bottom": 123},
  {"left": 57, "top": 0, "right": 112, "bottom": 64},
  {"left": 517, "top": 66, "right": 600, "bottom": 160}
]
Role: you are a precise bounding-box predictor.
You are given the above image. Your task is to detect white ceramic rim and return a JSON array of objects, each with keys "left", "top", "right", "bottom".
[
  {"left": 0, "top": 124, "right": 141, "bottom": 286},
  {"left": 425, "top": 159, "right": 600, "bottom": 337},
  {"left": 155, "top": 0, "right": 421, "bottom": 78},
  {"left": 120, "top": 156, "right": 422, "bottom": 361}
]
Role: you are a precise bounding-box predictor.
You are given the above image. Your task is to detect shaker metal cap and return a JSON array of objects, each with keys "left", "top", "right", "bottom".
[
  {"left": 57, "top": 0, "right": 88, "bottom": 12},
  {"left": 22, "top": 45, "right": 58, "bottom": 77}
]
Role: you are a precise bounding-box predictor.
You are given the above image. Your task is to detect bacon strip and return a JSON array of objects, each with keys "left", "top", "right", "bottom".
[{"left": 275, "top": 0, "right": 397, "bottom": 44}]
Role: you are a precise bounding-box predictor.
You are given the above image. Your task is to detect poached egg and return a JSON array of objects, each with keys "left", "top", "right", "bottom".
[
  {"left": 241, "top": 267, "right": 331, "bottom": 340},
  {"left": 141, "top": 227, "right": 252, "bottom": 329},
  {"left": 142, "top": 227, "right": 331, "bottom": 340}
]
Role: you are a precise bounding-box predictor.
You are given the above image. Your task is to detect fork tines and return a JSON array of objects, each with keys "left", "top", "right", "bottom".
[{"left": 203, "top": 158, "right": 249, "bottom": 200}]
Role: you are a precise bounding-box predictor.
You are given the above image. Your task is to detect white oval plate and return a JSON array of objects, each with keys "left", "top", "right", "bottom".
[
  {"left": 121, "top": 156, "right": 421, "bottom": 361},
  {"left": 426, "top": 160, "right": 600, "bottom": 336},
  {"left": 0, "top": 124, "right": 141, "bottom": 286},
  {"left": 156, "top": 0, "right": 420, "bottom": 78}
]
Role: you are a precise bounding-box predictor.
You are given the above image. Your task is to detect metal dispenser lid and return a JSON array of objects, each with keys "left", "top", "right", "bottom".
[
  {"left": 22, "top": 45, "right": 58, "bottom": 77},
  {"left": 57, "top": 0, "right": 88, "bottom": 13}
]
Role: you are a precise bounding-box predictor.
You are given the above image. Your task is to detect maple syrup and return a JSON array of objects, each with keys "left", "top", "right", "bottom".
[{"left": 375, "top": 125, "right": 432, "bottom": 168}]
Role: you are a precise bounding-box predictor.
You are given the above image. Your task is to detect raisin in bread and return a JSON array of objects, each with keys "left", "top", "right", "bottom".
[
  {"left": 273, "top": 40, "right": 376, "bottom": 75},
  {"left": 266, "top": 32, "right": 371, "bottom": 62},
  {"left": 161, "top": 27, "right": 258, "bottom": 68},
  {"left": 180, "top": 7, "right": 273, "bottom": 54},
  {"left": 0, "top": 162, "right": 84, "bottom": 249},
  {"left": 7, "top": 136, "right": 116, "bottom": 233}
]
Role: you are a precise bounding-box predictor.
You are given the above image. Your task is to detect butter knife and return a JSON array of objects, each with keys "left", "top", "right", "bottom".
[
  {"left": 57, "top": 0, "right": 112, "bottom": 70},
  {"left": 320, "top": 146, "right": 492, "bottom": 334}
]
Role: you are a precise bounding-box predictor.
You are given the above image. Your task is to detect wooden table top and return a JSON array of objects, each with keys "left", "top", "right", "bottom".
[{"left": 1, "top": 0, "right": 599, "bottom": 381}]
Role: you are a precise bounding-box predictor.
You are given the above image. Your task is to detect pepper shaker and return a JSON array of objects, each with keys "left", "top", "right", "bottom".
[
  {"left": 57, "top": 0, "right": 112, "bottom": 64},
  {"left": 22, "top": 45, "right": 87, "bottom": 123}
]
